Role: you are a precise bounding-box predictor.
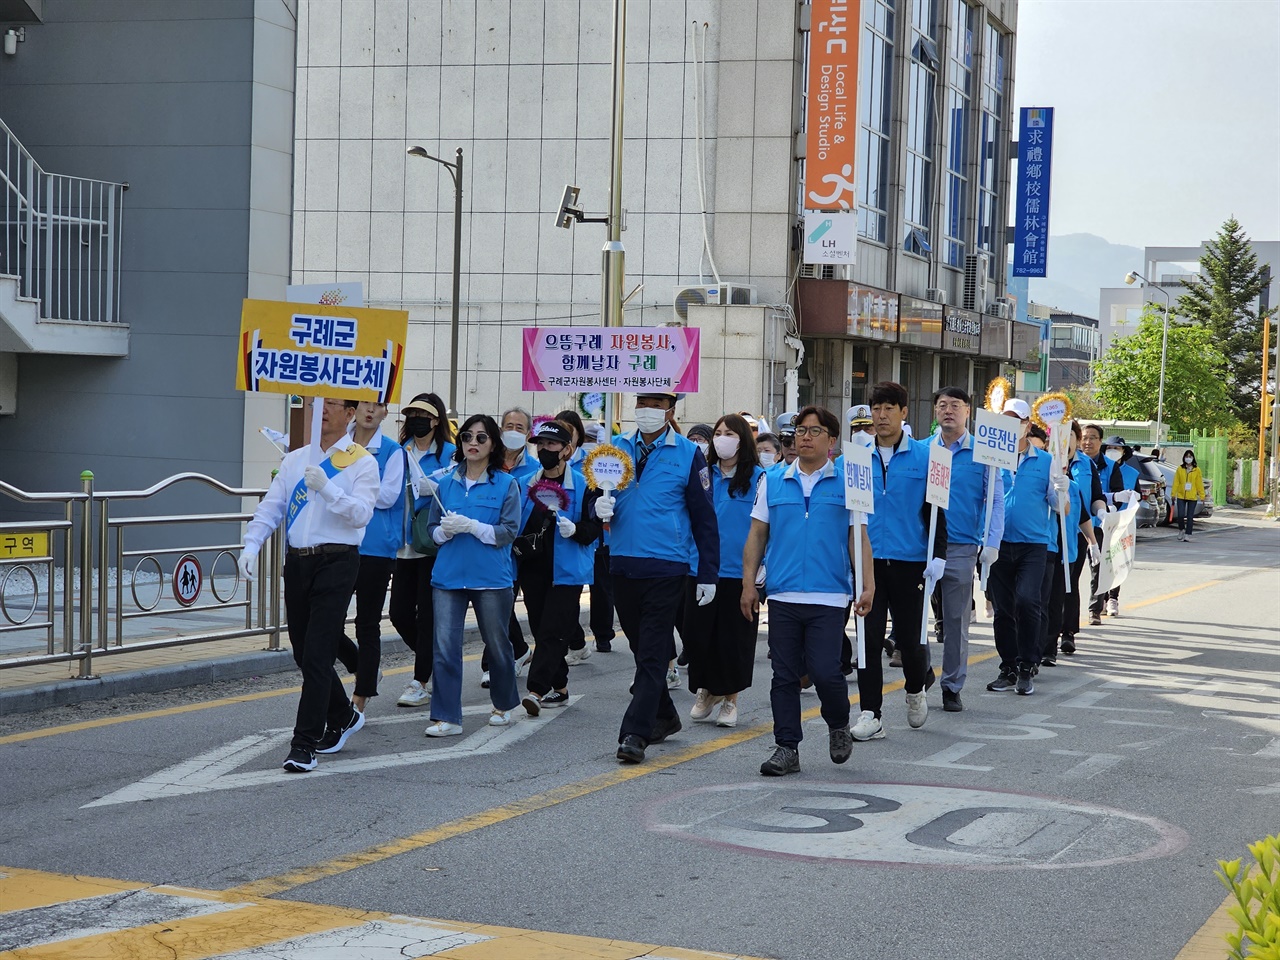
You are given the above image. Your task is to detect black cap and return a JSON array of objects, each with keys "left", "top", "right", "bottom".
[
  {"left": 533, "top": 421, "right": 572, "bottom": 445},
  {"left": 687, "top": 423, "right": 713, "bottom": 442}
]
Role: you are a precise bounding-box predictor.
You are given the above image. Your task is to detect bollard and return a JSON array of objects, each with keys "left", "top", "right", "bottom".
[{"left": 78, "top": 470, "right": 96, "bottom": 679}]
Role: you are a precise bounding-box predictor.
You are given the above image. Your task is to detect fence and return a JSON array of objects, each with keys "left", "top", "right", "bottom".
[{"left": 0, "top": 471, "right": 282, "bottom": 677}]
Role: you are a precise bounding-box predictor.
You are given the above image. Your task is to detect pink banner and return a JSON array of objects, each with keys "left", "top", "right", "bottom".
[{"left": 521, "top": 327, "right": 701, "bottom": 393}]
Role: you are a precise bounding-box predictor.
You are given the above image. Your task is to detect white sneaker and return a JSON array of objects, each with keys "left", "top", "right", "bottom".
[
  {"left": 397, "top": 680, "right": 430, "bottom": 708},
  {"left": 488, "top": 709, "right": 513, "bottom": 727},
  {"left": 515, "top": 650, "right": 532, "bottom": 677},
  {"left": 906, "top": 691, "right": 928, "bottom": 729},
  {"left": 566, "top": 646, "right": 592, "bottom": 665},
  {"left": 424, "top": 721, "right": 463, "bottom": 737},
  {"left": 690, "top": 688, "right": 716, "bottom": 721},
  {"left": 851, "top": 709, "right": 885, "bottom": 741},
  {"left": 1107, "top": 598, "right": 1120, "bottom": 618},
  {"left": 969, "top": 608, "right": 978, "bottom": 624},
  {"left": 667, "top": 666, "right": 682, "bottom": 689},
  {"left": 715, "top": 699, "right": 738, "bottom": 728}
]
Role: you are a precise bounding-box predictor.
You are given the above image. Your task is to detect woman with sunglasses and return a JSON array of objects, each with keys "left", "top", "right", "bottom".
[
  {"left": 390, "top": 393, "right": 454, "bottom": 709},
  {"left": 423, "top": 414, "right": 522, "bottom": 734}
]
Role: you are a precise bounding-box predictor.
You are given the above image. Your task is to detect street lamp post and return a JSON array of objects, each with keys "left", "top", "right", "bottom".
[
  {"left": 1125, "top": 270, "right": 1170, "bottom": 453},
  {"left": 407, "top": 145, "right": 464, "bottom": 416}
]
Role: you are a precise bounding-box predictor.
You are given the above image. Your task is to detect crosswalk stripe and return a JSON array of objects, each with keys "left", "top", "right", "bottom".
[{"left": 198, "top": 918, "right": 489, "bottom": 958}]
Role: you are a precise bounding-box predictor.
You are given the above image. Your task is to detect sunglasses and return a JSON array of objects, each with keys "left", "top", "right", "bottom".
[{"left": 459, "top": 431, "right": 490, "bottom": 444}]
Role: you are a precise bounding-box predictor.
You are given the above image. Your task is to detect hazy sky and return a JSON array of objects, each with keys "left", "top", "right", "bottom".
[{"left": 1015, "top": 0, "right": 1280, "bottom": 250}]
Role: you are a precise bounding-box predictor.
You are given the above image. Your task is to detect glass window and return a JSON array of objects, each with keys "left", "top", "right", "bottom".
[
  {"left": 940, "top": 0, "right": 974, "bottom": 267},
  {"left": 858, "top": 0, "right": 895, "bottom": 243},
  {"left": 976, "top": 22, "right": 1006, "bottom": 279},
  {"left": 903, "top": 0, "right": 937, "bottom": 253}
]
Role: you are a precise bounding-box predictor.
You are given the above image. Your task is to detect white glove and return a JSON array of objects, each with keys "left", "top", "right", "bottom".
[
  {"left": 440, "top": 512, "right": 470, "bottom": 537},
  {"left": 1052, "top": 473, "right": 1069, "bottom": 492},
  {"left": 1087, "top": 542, "right": 1101, "bottom": 565},
  {"left": 1104, "top": 502, "right": 1117, "bottom": 513},
  {"left": 556, "top": 514, "right": 577, "bottom": 539},
  {"left": 595, "top": 494, "right": 614, "bottom": 521},
  {"left": 696, "top": 583, "right": 717, "bottom": 606},
  {"left": 924, "top": 557, "right": 947, "bottom": 583},
  {"left": 303, "top": 464, "right": 329, "bottom": 492},
  {"left": 413, "top": 474, "right": 438, "bottom": 498},
  {"left": 980, "top": 545, "right": 1000, "bottom": 568},
  {"left": 241, "top": 548, "right": 259, "bottom": 581}
]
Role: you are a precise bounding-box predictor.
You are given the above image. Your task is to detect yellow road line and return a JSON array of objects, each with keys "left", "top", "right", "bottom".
[
  {"left": 0, "top": 865, "right": 147, "bottom": 913},
  {"left": 226, "top": 650, "right": 999, "bottom": 900},
  {"left": 1125, "top": 579, "right": 1223, "bottom": 611},
  {"left": 1173, "top": 890, "right": 1239, "bottom": 960}
]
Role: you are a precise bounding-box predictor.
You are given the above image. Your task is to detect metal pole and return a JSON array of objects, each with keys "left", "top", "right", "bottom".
[
  {"left": 1259, "top": 315, "right": 1270, "bottom": 499},
  {"left": 601, "top": 0, "right": 627, "bottom": 437},
  {"left": 1154, "top": 289, "right": 1170, "bottom": 452},
  {"left": 78, "top": 470, "right": 94, "bottom": 678},
  {"left": 449, "top": 148, "right": 463, "bottom": 417}
]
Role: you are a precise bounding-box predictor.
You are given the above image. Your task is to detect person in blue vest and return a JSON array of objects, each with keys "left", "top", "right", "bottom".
[
  {"left": 389, "top": 393, "right": 455, "bottom": 709},
  {"left": 986, "top": 398, "right": 1069, "bottom": 696},
  {"left": 594, "top": 391, "right": 719, "bottom": 765},
  {"left": 565, "top": 414, "right": 618, "bottom": 655},
  {"left": 1038, "top": 430, "right": 1101, "bottom": 666},
  {"left": 685, "top": 413, "right": 764, "bottom": 729},
  {"left": 1089, "top": 434, "right": 1141, "bottom": 622},
  {"left": 516, "top": 421, "right": 602, "bottom": 716},
  {"left": 852, "top": 382, "right": 946, "bottom": 740},
  {"left": 548, "top": 410, "right": 594, "bottom": 665},
  {"left": 241, "top": 398, "right": 379, "bottom": 772},
  {"left": 423, "top": 413, "right": 522, "bottom": 735},
  {"left": 334, "top": 400, "right": 405, "bottom": 713},
  {"left": 740, "top": 405, "right": 874, "bottom": 776},
  {"left": 930, "top": 386, "right": 1004, "bottom": 713},
  {"left": 1062, "top": 421, "right": 1106, "bottom": 652}
]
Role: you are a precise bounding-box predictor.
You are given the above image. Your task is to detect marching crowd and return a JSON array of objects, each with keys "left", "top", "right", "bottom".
[{"left": 240, "top": 382, "right": 1147, "bottom": 777}]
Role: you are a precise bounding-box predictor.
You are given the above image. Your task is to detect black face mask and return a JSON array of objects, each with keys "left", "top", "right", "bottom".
[
  {"left": 538, "top": 448, "right": 563, "bottom": 470},
  {"left": 408, "top": 419, "right": 433, "bottom": 438}
]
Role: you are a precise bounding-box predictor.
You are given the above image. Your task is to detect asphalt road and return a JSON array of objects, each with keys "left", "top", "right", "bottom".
[{"left": 1, "top": 516, "right": 1277, "bottom": 960}]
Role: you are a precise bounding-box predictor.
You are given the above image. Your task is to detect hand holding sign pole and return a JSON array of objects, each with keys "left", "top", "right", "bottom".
[
  {"left": 1033, "top": 393, "right": 1074, "bottom": 594},
  {"left": 973, "top": 406, "right": 1019, "bottom": 590},
  {"left": 843, "top": 439, "right": 875, "bottom": 668},
  {"left": 582, "top": 444, "right": 635, "bottom": 528},
  {"left": 922, "top": 442, "right": 952, "bottom": 647}
]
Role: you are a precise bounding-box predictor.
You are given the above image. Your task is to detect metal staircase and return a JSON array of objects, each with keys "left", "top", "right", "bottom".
[{"left": 0, "top": 115, "right": 128, "bottom": 355}]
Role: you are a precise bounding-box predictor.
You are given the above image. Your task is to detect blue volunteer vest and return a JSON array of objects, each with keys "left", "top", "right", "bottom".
[
  {"left": 867, "top": 434, "right": 931, "bottom": 561},
  {"left": 1001, "top": 445, "right": 1055, "bottom": 545},
  {"left": 517, "top": 467, "right": 597, "bottom": 586},
  {"left": 764, "top": 461, "right": 853, "bottom": 596},
  {"left": 430, "top": 467, "right": 516, "bottom": 590},
  {"left": 610, "top": 429, "right": 699, "bottom": 566},
  {"left": 712, "top": 463, "right": 763, "bottom": 580},
  {"left": 938, "top": 433, "right": 990, "bottom": 546},
  {"left": 1051, "top": 477, "right": 1089, "bottom": 562},
  {"left": 359, "top": 438, "right": 405, "bottom": 559}
]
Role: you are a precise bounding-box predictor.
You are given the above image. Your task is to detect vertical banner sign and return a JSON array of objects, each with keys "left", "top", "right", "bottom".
[
  {"left": 842, "top": 442, "right": 875, "bottom": 513},
  {"left": 804, "top": 0, "right": 859, "bottom": 211},
  {"left": 1012, "top": 106, "right": 1054, "bottom": 278},
  {"left": 803, "top": 211, "right": 857, "bottom": 264},
  {"left": 926, "top": 444, "right": 953, "bottom": 510}
]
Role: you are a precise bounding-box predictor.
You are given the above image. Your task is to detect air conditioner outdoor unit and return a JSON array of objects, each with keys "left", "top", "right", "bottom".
[
  {"left": 672, "top": 283, "right": 758, "bottom": 324},
  {"left": 989, "top": 301, "right": 1011, "bottom": 320},
  {"left": 925, "top": 287, "right": 948, "bottom": 305},
  {"left": 963, "top": 254, "right": 989, "bottom": 313}
]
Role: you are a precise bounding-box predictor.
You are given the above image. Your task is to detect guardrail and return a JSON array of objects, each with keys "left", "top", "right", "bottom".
[{"left": 0, "top": 471, "right": 283, "bottom": 677}]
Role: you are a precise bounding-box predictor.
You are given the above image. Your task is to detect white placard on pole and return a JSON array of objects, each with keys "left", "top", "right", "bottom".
[
  {"left": 287, "top": 283, "right": 365, "bottom": 467},
  {"left": 973, "top": 409, "right": 1019, "bottom": 470},
  {"left": 852, "top": 513, "right": 867, "bottom": 669},
  {"left": 926, "top": 443, "right": 953, "bottom": 510},
  {"left": 842, "top": 442, "right": 875, "bottom": 514}
]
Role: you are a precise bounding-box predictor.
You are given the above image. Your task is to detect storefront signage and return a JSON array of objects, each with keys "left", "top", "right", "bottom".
[
  {"left": 899, "top": 295, "right": 942, "bottom": 349},
  {"left": 847, "top": 285, "right": 898, "bottom": 341},
  {"left": 1012, "top": 106, "right": 1055, "bottom": 278}
]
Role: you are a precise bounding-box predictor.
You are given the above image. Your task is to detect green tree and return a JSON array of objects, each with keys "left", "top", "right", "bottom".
[
  {"left": 1094, "top": 306, "right": 1235, "bottom": 434},
  {"left": 1176, "top": 217, "right": 1273, "bottom": 423}
]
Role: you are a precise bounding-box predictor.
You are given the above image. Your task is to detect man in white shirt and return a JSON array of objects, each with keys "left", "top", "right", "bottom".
[{"left": 242, "top": 397, "right": 380, "bottom": 773}]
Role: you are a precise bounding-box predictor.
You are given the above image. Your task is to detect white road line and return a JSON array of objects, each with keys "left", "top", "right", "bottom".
[
  {"left": 896, "top": 742, "right": 993, "bottom": 772},
  {"left": 1051, "top": 750, "right": 1125, "bottom": 780},
  {"left": 203, "top": 918, "right": 490, "bottom": 958}
]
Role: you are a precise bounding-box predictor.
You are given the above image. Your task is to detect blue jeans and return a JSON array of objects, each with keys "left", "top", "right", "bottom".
[
  {"left": 1176, "top": 498, "right": 1198, "bottom": 535},
  {"left": 431, "top": 587, "right": 519, "bottom": 724},
  {"left": 768, "top": 601, "right": 850, "bottom": 750}
]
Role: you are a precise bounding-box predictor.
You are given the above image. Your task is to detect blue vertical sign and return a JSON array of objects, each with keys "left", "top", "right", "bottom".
[{"left": 1011, "top": 106, "right": 1054, "bottom": 278}]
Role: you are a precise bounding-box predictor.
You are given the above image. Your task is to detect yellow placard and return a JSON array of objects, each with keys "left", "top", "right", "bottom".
[
  {"left": 235, "top": 299, "right": 409, "bottom": 403},
  {"left": 0, "top": 531, "right": 49, "bottom": 560}
]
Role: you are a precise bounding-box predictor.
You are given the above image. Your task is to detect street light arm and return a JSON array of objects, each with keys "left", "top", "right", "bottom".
[{"left": 406, "top": 145, "right": 461, "bottom": 180}]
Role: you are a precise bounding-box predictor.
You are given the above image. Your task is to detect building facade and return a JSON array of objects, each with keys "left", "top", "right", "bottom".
[
  {"left": 1045, "top": 309, "right": 1098, "bottom": 390},
  {"left": 293, "top": 0, "right": 1023, "bottom": 433}
]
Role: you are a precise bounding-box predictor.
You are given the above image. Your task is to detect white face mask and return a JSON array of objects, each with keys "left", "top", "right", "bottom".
[
  {"left": 501, "top": 430, "right": 528, "bottom": 451},
  {"left": 759, "top": 451, "right": 777, "bottom": 467},
  {"left": 1105, "top": 448, "right": 1123, "bottom": 462},
  {"left": 694, "top": 440, "right": 709, "bottom": 457},
  {"left": 633, "top": 407, "right": 668, "bottom": 434},
  {"left": 1184, "top": 457, "right": 1193, "bottom": 465},
  {"left": 712, "top": 435, "right": 740, "bottom": 459}
]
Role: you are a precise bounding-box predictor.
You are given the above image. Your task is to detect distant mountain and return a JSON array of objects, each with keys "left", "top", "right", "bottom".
[{"left": 1028, "top": 233, "right": 1144, "bottom": 318}]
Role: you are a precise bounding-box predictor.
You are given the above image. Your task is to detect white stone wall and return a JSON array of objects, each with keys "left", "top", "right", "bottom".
[{"left": 293, "top": 0, "right": 799, "bottom": 423}]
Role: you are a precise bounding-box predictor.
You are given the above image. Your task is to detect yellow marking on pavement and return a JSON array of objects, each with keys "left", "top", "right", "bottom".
[
  {"left": 226, "top": 650, "right": 1000, "bottom": 900},
  {"left": 1173, "top": 889, "right": 1239, "bottom": 960},
  {"left": 0, "top": 657, "right": 477, "bottom": 746},
  {"left": 0, "top": 865, "right": 146, "bottom": 912},
  {"left": 1125, "top": 578, "right": 1223, "bottom": 611}
]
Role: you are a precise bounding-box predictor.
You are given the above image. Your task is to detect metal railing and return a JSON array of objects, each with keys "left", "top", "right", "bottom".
[
  {"left": 0, "top": 115, "right": 126, "bottom": 324},
  {"left": 0, "top": 472, "right": 283, "bottom": 677}
]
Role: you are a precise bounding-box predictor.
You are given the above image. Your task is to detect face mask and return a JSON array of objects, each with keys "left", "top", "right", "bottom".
[
  {"left": 537, "top": 448, "right": 563, "bottom": 470},
  {"left": 633, "top": 408, "right": 668, "bottom": 434},
  {"left": 1105, "top": 449, "right": 1123, "bottom": 462},
  {"left": 1184, "top": 457, "right": 1193, "bottom": 465},
  {"left": 408, "top": 419, "right": 433, "bottom": 438},
  {"left": 501, "top": 430, "right": 528, "bottom": 451},
  {"left": 694, "top": 441, "right": 709, "bottom": 457},
  {"left": 759, "top": 451, "right": 777, "bottom": 467},
  {"left": 713, "top": 435, "right": 740, "bottom": 459}
]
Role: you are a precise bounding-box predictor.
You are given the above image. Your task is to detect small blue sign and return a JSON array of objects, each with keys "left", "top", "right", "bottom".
[{"left": 1011, "top": 106, "right": 1054, "bottom": 278}]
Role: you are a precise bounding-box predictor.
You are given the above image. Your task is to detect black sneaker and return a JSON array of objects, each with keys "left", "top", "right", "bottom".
[
  {"left": 1061, "top": 636, "right": 1077, "bottom": 655},
  {"left": 987, "top": 671, "right": 1016, "bottom": 692},
  {"left": 760, "top": 745, "right": 800, "bottom": 776},
  {"left": 1040, "top": 655, "right": 1057, "bottom": 667},
  {"left": 829, "top": 726, "right": 853, "bottom": 764},
  {"left": 540, "top": 690, "right": 570, "bottom": 708},
  {"left": 617, "top": 735, "right": 645, "bottom": 763},
  {"left": 1015, "top": 670, "right": 1035, "bottom": 696},
  {"left": 942, "top": 689, "right": 963, "bottom": 712},
  {"left": 282, "top": 747, "right": 317, "bottom": 773},
  {"left": 315, "top": 707, "right": 365, "bottom": 755},
  {"left": 924, "top": 667, "right": 937, "bottom": 691},
  {"left": 596, "top": 640, "right": 613, "bottom": 653},
  {"left": 521, "top": 693, "right": 541, "bottom": 717},
  {"left": 1089, "top": 614, "right": 1102, "bottom": 626},
  {"left": 649, "top": 715, "right": 682, "bottom": 744},
  {"left": 676, "top": 647, "right": 689, "bottom": 666}
]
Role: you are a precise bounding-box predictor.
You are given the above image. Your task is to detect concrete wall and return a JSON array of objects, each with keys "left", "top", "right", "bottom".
[{"left": 0, "top": 0, "right": 296, "bottom": 517}]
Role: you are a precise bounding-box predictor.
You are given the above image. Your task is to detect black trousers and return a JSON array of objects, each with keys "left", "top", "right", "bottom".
[
  {"left": 284, "top": 548, "right": 359, "bottom": 751},
  {"left": 990, "top": 541, "right": 1046, "bottom": 673},
  {"left": 683, "top": 577, "right": 759, "bottom": 696},
  {"left": 525, "top": 578, "right": 584, "bottom": 695},
  {"left": 613, "top": 574, "right": 682, "bottom": 744},
  {"left": 589, "top": 546, "right": 615, "bottom": 643},
  {"left": 858, "top": 558, "right": 930, "bottom": 717},
  {"left": 768, "top": 601, "right": 849, "bottom": 749},
  {"left": 1039, "top": 551, "right": 1066, "bottom": 658},
  {"left": 389, "top": 556, "right": 435, "bottom": 683},
  {"left": 336, "top": 554, "right": 393, "bottom": 697},
  {"left": 1062, "top": 535, "right": 1088, "bottom": 639}
]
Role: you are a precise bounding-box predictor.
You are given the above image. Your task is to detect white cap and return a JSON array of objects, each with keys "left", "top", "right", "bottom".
[
  {"left": 1002, "top": 398, "right": 1032, "bottom": 419},
  {"left": 846, "top": 404, "right": 872, "bottom": 425}
]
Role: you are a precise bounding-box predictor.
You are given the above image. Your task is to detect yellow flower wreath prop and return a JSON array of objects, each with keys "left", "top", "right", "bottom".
[
  {"left": 582, "top": 443, "right": 635, "bottom": 492},
  {"left": 1031, "top": 392, "right": 1073, "bottom": 429},
  {"left": 984, "top": 376, "right": 1013, "bottom": 413}
]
